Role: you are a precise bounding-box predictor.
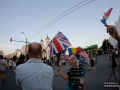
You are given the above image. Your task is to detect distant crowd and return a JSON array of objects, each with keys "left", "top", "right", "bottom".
[{"left": 0, "top": 25, "right": 120, "bottom": 90}]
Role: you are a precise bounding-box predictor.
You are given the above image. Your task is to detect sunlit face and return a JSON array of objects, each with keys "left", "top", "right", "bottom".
[{"left": 68, "top": 56, "right": 76, "bottom": 66}]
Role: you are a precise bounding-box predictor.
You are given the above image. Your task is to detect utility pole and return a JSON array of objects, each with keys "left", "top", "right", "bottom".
[
  {"left": 22, "top": 32, "right": 28, "bottom": 61},
  {"left": 25, "top": 38, "right": 27, "bottom": 62}
]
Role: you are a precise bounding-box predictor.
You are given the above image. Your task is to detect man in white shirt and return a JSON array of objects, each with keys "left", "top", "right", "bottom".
[{"left": 16, "top": 42, "right": 53, "bottom": 90}]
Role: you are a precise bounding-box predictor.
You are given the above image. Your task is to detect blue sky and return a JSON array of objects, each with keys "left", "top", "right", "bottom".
[{"left": 0, "top": 0, "right": 120, "bottom": 55}]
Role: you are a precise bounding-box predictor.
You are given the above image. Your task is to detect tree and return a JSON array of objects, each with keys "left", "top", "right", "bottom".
[
  {"left": 13, "top": 55, "right": 17, "bottom": 60},
  {"left": 19, "top": 53, "right": 25, "bottom": 61},
  {"left": 117, "top": 42, "right": 120, "bottom": 48},
  {"left": 101, "top": 39, "right": 111, "bottom": 52},
  {"left": 56, "top": 52, "right": 61, "bottom": 66},
  {"left": 26, "top": 54, "right": 29, "bottom": 61}
]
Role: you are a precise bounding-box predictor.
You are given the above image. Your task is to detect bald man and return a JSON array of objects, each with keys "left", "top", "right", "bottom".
[{"left": 16, "top": 42, "right": 53, "bottom": 90}]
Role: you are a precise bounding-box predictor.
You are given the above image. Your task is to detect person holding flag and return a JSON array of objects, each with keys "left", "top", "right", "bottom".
[{"left": 58, "top": 55, "right": 82, "bottom": 90}]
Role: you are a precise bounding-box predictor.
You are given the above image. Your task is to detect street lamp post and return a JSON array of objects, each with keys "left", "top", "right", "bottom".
[{"left": 22, "top": 32, "right": 27, "bottom": 61}]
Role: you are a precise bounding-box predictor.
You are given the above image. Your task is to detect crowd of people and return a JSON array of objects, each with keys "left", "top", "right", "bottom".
[
  {"left": 0, "top": 56, "right": 26, "bottom": 85},
  {"left": 0, "top": 25, "right": 120, "bottom": 90}
]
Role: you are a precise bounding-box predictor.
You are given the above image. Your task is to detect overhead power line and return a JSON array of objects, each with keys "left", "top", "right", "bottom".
[
  {"left": 0, "top": 30, "right": 21, "bottom": 40},
  {"left": 28, "top": 0, "right": 95, "bottom": 40},
  {"left": 28, "top": 0, "right": 89, "bottom": 40}
]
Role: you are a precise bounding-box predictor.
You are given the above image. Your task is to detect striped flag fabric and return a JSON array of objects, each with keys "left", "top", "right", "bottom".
[
  {"left": 48, "top": 31, "right": 71, "bottom": 57},
  {"left": 101, "top": 8, "right": 113, "bottom": 25},
  {"left": 80, "top": 50, "right": 88, "bottom": 59},
  {"left": 68, "top": 47, "right": 82, "bottom": 55},
  {"left": 60, "top": 50, "right": 73, "bottom": 62}
]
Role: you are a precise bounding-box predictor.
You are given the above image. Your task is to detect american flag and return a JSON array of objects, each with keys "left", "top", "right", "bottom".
[
  {"left": 60, "top": 50, "right": 73, "bottom": 62},
  {"left": 60, "top": 54, "right": 73, "bottom": 62},
  {"left": 80, "top": 50, "right": 88, "bottom": 59},
  {"left": 48, "top": 31, "right": 71, "bottom": 57}
]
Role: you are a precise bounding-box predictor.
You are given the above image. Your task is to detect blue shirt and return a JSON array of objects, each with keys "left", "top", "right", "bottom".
[
  {"left": 78, "top": 58, "right": 86, "bottom": 77},
  {"left": 16, "top": 58, "right": 53, "bottom": 90}
]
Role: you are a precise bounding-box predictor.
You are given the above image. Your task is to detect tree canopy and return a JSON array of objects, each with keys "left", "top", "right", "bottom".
[{"left": 101, "top": 39, "right": 111, "bottom": 51}]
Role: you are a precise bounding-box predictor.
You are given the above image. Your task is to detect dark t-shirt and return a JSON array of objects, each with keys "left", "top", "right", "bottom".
[
  {"left": 67, "top": 67, "right": 80, "bottom": 87},
  {"left": 90, "top": 59, "right": 94, "bottom": 67},
  {"left": 112, "top": 52, "right": 117, "bottom": 68}
]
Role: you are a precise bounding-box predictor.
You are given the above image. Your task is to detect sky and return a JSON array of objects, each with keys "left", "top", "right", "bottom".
[{"left": 0, "top": 0, "right": 120, "bottom": 55}]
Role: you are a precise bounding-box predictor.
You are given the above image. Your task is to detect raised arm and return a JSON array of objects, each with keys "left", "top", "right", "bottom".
[{"left": 58, "top": 67, "right": 69, "bottom": 80}]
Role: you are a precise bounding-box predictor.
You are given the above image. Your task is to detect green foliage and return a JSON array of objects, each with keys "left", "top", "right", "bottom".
[
  {"left": 13, "top": 55, "right": 17, "bottom": 60},
  {"left": 19, "top": 53, "right": 25, "bottom": 61},
  {"left": 56, "top": 52, "right": 61, "bottom": 66},
  {"left": 26, "top": 54, "right": 29, "bottom": 61},
  {"left": 101, "top": 39, "right": 111, "bottom": 51}
]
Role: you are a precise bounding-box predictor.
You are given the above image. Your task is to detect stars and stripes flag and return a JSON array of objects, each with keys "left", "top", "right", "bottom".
[
  {"left": 79, "top": 49, "right": 88, "bottom": 59},
  {"left": 48, "top": 31, "right": 71, "bottom": 57},
  {"left": 60, "top": 50, "right": 73, "bottom": 62},
  {"left": 76, "top": 46, "right": 88, "bottom": 59}
]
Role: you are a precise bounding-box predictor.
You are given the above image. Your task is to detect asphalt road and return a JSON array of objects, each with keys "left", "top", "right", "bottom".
[{"left": 0, "top": 54, "right": 120, "bottom": 90}]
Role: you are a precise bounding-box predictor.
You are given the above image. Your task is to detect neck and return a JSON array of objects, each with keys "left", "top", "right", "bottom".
[
  {"left": 30, "top": 57, "right": 40, "bottom": 59},
  {"left": 72, "top": 66, "right": 78, "bottom": 68},
  {"left": 29, "top": 56, "right": 41, "bottom": 59}
]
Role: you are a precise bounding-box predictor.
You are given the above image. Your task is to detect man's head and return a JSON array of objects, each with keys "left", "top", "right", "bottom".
[{"left": 28, "top": 42, "right": 42, "bottom": 59}]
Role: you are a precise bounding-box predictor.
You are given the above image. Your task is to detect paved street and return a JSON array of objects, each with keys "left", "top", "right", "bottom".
[{"left": 0, "top": 54, "right": 120, "bottom": 90}]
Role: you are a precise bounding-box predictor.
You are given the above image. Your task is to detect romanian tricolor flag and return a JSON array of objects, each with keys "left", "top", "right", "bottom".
[
  {"left": 101, "top": 8, "right": 113, "bottom": 25},
  {"left": 68, "top": 47, "right": 82, "bottom": 55}
]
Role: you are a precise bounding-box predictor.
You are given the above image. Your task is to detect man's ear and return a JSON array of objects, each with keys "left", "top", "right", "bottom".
[{"left": 40, "top": 52, "right": 42, "bottom": 57}]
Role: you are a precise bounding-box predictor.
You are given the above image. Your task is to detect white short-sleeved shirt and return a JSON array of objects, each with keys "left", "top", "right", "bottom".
[
  {"left": 13, "top": 61, "right": 16, "bottom": 67},
  {"left": 0, "top": 59, "right": 5, "bottom": 71},
  {"left": 16, "top": 58, "right": 53, "bottom": 90},
  {"left": 9, "top": 60, "right": 13, "bottom": 66}
]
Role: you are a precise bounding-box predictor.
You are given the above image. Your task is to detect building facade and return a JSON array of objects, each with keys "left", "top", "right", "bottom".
[
  {"left": 40, "top": 35, "right": 50, "bottom": 60},
  {"left": 15, "top": 49, "right": 22, "bottom": 58}
]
